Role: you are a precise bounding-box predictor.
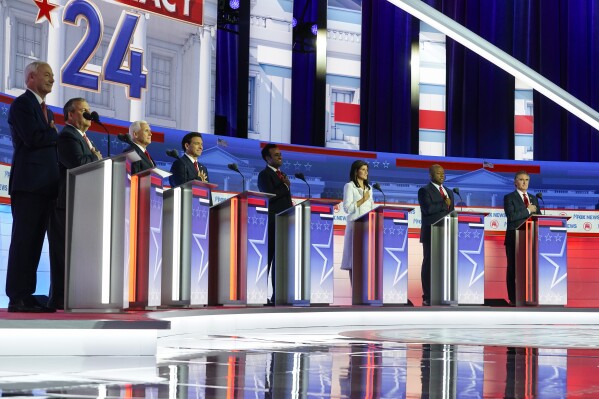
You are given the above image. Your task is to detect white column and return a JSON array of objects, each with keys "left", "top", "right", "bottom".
[
  {"left": 0, "top": 0, "right": 7, "bottom": 92},
  {"left": 45, "top": 0, "right": 66, "bottom": 107},
  {"left": 180, "top": 32, "right": 201, "bottom": 129},
  {"left": 197, "top": 26, "right": 213, "bottom": 133},
  {"left": 129, "top": 11, "right": 148, "bottom": 122}
]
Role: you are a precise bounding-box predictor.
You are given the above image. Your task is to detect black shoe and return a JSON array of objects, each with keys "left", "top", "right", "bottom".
[
  {"left": 265, "top": 299, "right": 275, "bottom": 307},
  {"left": 48, "top": 299, "right": 64, "bottom": 310},
  {"left": 422, "top": 300, "right": 430, "bottom": 306},
  {"left": 8, "top": 297, "right": 56, "bottom": 313}
]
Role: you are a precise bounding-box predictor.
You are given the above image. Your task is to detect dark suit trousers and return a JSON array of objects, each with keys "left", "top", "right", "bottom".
[
  {"left": 6, "top": 192, "right": 62, "bottom": 301},
  {"left": 421, "top": 237, "right": 431, "bottom": 302},
  {"left": 505, "top": 230, "right": 517, "bottom": 303}
]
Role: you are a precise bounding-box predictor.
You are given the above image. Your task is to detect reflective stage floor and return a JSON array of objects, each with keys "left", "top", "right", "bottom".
[{"left": 1, "top": 307, "right": 599, "bottom": 398}]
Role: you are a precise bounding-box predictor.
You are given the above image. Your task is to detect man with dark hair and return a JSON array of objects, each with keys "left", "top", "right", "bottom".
[
  {"left": 169, "top": 132, "right": 209, "bottom": 187},
  {"left": 417, "top": 164, "right": 455, "bottom": 306},
  {"left": 257, "top": 143, "right": 293, "bottom": 304},
  {"left": 6, "top": 61, "right": 59, "bottom": 312},
  {"left": 125, "top": 120, "right": 154, "bottom": 174},
  {"left": 54, "top": 97, "right": 102, "bottom": 309},
  {"left": 504, "top": 170, "right": 541, "bottom": 305}
]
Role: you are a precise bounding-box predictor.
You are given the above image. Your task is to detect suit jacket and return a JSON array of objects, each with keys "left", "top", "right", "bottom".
[
  {"left": 125, "top": 143, "right": 155, "bottom": 175},
  {"left": 257, "top": 166, "right": 293, "bottom": 217},
  {"left": 418, "top": 182, "right": 455, "bottom": 242},
  {"left": 7, "top": 90, "right": 59, "bottom": 197},
  {"left": 504, "top": 190, "right": 541, "bottom": 243},
  {"left": 169, "top": 155, "right": 209, "bottom": 187},
  {"left": 57, "top": 124, "right": 99, "bottom": 209}
]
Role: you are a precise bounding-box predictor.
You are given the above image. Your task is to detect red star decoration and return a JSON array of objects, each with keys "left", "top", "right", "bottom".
[{"left": 34, "top": 0, "right": 59, "bottom": 26}]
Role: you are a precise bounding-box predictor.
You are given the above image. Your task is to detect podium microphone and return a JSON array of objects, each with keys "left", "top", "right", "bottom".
[
  {"left": 294, "top": 172, "right": 311, "bottom": 198},
  {"left": 452, "top": 187, "right": 463, "bottom": 211},
  {"left": 535, "top": 192, "right": 545, "bottom": 215},
  {"left": 166, "top": 149, "right": 179, "bottom": 159},
  {"left": 228, "top": 163, "right": 246, "bottom": 190},
  {"left": 373, "top": 183, "right": 386, "bottom": 207},
  {"left": 83, "top": 111, "right": 111, "bottom": 157},
  {"left": 117, "top": 133, "right": 133, "bottom": 145}
]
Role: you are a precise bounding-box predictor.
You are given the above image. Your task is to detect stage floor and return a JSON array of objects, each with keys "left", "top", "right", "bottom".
[{"left": 2, "top": 306, "right": 599, "bottom": 397}]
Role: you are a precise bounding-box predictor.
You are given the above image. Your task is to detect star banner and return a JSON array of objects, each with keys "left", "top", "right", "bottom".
[
  {"left": 148, "top": 176, "right": 165, "bottom": 307},
  {"left": 457, "top": 212, "right": 487, "bottom": 304},
  {"left": 537, "top": 218, "right": 568, "bottom": 305},
  {"left": 309, "top": 202, "right": 336, "bottom": 304},
  {"left": 190, "top": 187, "right": 211, "bottom": 305},
  {"left": 382, "top": 209, "right": 409, "bottom": 304},
  {"left": 245, "top": 195, "right": 269, "bottom": 305}
]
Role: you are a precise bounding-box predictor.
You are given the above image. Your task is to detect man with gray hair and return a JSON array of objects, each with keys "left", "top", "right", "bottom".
[
  {"left": 6, "top": 61, "right": 60, "bottom": 312},
  {"left": 125, "top": 120, "right": 155, "bottom": 174}
]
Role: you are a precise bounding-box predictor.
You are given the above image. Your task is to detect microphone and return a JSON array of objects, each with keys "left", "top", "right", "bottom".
[
  {"left": 228, "top": 163, "right": 246, "bottom": 190},
  {"left": 452, "top": 187, "right": 463, "bottom": 211},
  {"left": 294, "top": 172, "right": 311, "bottom": 199},
  {"left": 535, "top": 192, "right": 545, "bottom": 215},
  {"left": 84, "top": 111, "right": 111, "bottom": 156},
  {"left": 117, "top": 133, "right": 133, "bottom": 145},
  {"left": 373, "top": 183, "right": 386, "bottom": 207},
  {"left": 166, "top": 149, "right": 179, "bottom": 159}
]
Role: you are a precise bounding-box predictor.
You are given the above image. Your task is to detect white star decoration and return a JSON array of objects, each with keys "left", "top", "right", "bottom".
[
  {"left": 540, "top": 231, "right": 568, "bottom": 290},
  {"left": 459, "top": 228, "right": 485, "bottom": 289},
  {"left": 192, "top": 203, "right": 209, "bottom": 284},
  {"left": 384, "top": 223, "right": 408, "bottom": 287},
  {"left": 312, "top": 220, "right": 334, "bottom": 286},
  {"left": 248, "top": 219, "right": 269, "bottom": 285}
]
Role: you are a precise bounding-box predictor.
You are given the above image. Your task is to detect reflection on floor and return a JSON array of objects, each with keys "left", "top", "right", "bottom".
[{"left": 2, "top": 318, "right": 599, "bottom": 397}]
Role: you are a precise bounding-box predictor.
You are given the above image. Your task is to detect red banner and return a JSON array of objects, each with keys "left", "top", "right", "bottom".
[{"left": 114, "top": 0, "right": 203, "bottom": 26}]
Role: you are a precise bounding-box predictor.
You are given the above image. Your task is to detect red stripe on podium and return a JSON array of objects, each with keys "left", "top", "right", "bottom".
[
  {"left": 311, "top": 205, "right": 331, "bottom": 213},
  {"left": 192, "top": 188, "right": 208, "bottom": 197},
  {"left": 538, "top": 219, "right": 566, "bottom": 227},
  {"left": 384, "top": 211, "right": 407, "bottom": 219},
  {"left": 248, "top": 197, "right": 266, "bottom": 207},
  {"left": 458, "top": 216, "right": 482, "bottom": 223}
]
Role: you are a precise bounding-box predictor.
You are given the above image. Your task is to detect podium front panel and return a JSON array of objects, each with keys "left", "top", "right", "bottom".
[
  {"left": 190, "top": 185, "right": 212, "bottom": 305},
  {"left": 245, "top": 195, "right": 269, "bottom": 304},
  {"left": 147, "top": 174, "right": 165, "bottom": 307},
  {"left": 457, "top": 213, "right": 486, "bottom": 304},
  {"left": 381, "top": 209, "right": 409, "bottom": 304},
  {"left": 309, "top": 202, "right": 335, "bottom": 304},
  {"left": 537, "top": 217, "right": 568, "bottom": 305}
]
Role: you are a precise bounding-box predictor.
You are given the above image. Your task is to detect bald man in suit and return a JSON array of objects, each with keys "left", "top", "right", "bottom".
[{"left": 6, "top": 61, "right": 60, "bottom": 312}]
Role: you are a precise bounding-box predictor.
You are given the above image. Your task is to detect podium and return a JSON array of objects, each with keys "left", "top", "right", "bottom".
[
  {"left": 352, "top": 206, "right": 412, "bottom": 306},
  {"left": 208, "top": 191, "right": 273, "bottom": 306},
  {"left": 515, "top": 215, "right": 569, "bottom": 306},
  {"left": 456, "top": 211, "right": 488, "bottom": 304},
  {"left": 275, "top": 199, "right": 337, "bottom": 306},
  {"left": 65, "top": 151, "right": 140, "bottom": 312},
  {"left": 162, "top": 180, "right": 216, "bottom": 307},
  {"left": 128, "top": 167, "right": 171, "bottom": 309},
  {"left": 430, "top": 211, "right": 458, "bottom": 306}
]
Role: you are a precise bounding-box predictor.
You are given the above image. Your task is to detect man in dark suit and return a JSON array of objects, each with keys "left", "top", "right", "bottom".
[
  {"left": 169, "top": 132, "right": 209, "bottom": 187},
  {"left": 5, "top": 61, "right": 60, "bottom": 312},
  {"left": 55, "top": 98, "right": 102, "bottom": 309},
  {"left": 417, "top": 164, "right": 455, "bottom": 306},
  {"left": 257, "top": 143, "right": 293, "bottom": 304},
  {"left": 504, "top": 170, "right": 540, "bottom": 305},
  {"left": 125, "top": 120, "right": 155, "bottom": 174}
]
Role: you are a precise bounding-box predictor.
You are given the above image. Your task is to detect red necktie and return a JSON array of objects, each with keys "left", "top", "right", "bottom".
[
  {"left": 41, "top": 101, "right": 48, "bottom": 123},
  {"left": 523, "top": 193, "right": 529, "bottom": 207},
  {"left": 194, "top": 161, "right": 199, "bottom": 173},
  {"left": 276, "top": 169, "right": 284, "bottom": 180},
  {"left": 145, "top": 150, "right": 154, "bottom": 166},
  {"left": 439, "top": 186, "right": 446, "bottom": 198},
  {"left": 82, "top": 133, "right": 93, "bottom": 150}
]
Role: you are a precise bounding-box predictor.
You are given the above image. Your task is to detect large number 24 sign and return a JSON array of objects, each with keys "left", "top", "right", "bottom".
[{"left": 62, "top": 0, "right": 147, "bottom": 99}]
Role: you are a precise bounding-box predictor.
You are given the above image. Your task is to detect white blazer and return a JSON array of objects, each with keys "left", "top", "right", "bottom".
[{"left": 342, "top": 181, "right": 375, "bottom": 222}]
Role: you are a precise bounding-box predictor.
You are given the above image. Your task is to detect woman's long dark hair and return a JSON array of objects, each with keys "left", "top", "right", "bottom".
[{"left": 349, "top": 160, "right": 370, "bottom": 190}]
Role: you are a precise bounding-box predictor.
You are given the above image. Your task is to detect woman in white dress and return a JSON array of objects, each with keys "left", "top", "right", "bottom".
[{"left": 340, "top": 160, "right": 375, "bottom": 284}]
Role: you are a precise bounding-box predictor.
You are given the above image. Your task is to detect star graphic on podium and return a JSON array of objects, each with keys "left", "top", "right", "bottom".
[
  {"left": 33, "top": 0, "right": 59, "bottom": 26},
  {"left": 312, "top": 225, "right": 334, "bottom": 285}
]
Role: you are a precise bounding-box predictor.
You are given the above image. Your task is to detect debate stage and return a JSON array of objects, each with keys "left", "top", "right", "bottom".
[{"left": 2, "top": 305, "right": 599, "bottom": 397}]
